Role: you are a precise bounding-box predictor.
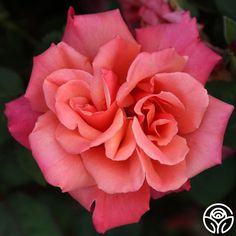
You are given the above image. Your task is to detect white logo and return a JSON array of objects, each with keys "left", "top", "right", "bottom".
[{"left": 203, "top": 203, "right": 234, "bottom": 234}]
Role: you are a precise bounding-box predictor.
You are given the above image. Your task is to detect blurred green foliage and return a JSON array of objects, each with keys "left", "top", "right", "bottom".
[{"left": 0, "top": 0, "right": 236, "bottom": 236}]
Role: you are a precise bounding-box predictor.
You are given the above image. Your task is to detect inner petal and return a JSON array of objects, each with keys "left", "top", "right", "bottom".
[{"left": 148, "top": 114, "right": 178, "bottom": 146}]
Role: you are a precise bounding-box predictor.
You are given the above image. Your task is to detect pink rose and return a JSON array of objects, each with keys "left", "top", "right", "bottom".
[
  {"left": 120, "top": 0, "right": 184, "bottom": 28},
  {"left": 5, "top": 8, "right": 233, "bottom": 233}
]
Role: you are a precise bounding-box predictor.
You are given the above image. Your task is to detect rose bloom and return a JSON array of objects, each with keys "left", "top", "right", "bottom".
[
  {"left": 120, "top": 0, "right": 184, "bottom": 27},
  {"left": 5, "top": 8, "right": 233, "bottom": 233}
]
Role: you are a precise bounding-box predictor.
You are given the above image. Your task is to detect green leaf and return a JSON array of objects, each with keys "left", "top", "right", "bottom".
[
  {"left": 224, "top": 17, "right": 236, "bottom": 44},
  {"left": 0, "top": 67, "right": 23, "bottom": 103},
  {"left": 16, "top": 146, "right": 47, "bottom": 186},
  {"left": 189, "top": 157, "right": 236, "bottom": 207},
  {"left": 6, "top": 193, "right": 63, "bottom": 236}
]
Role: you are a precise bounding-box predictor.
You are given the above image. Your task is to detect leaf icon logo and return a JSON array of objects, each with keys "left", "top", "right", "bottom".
[
  {"left": 203, "top": 203, "right": 234, "bottom": 234},
  {"left": 219, "top": 216, "right": 234, "bottom": 234}
]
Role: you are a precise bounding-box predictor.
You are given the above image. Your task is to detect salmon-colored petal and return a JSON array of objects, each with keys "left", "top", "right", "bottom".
[
  {"left": 132, "top": 117, "right": 188, "bottom": 165},
  {"left": 117, "top": 48, "right": 187, "bottom": 105},
  {"left": 154, "top": 72, "right": 209, "bottom": 133},
  {"left": 89, "top": 73, "right": 107, "bottom": 111},
  {"left": 56, "top": 108, "right": 125, "bottom": 154},
  {"left": 63, "top": 8, "right": 138, "bottom": 60},
  {"left": 29, "top": 111, "right": 95, "bottom": 192},
  {"left": 55, "top": 124, "right": 91, "bottom": 154},
  {"left": 158, "top": 135, "right": 189, "bottom": 160},
  {"left": 105, "top": 120, "right": 136, "bottom": 161},
  {"left": 4, "top": 96, "right": 40, "bottom": 148},
  {"left": 70, "top": 183, "right": 150, "bottom": 233},
  {"left": 82, "top": 147, "right": 145, "bottom": 194},
  {"left": 25, "top": 42, "right": 91, "bottom": 112},
  {"left": 138, "top": 150, "right": 188, "bottom": 192},
  {"left": 89, "top": 108, "right": 125, "bottom": 147},
  {"left": 136, "top": 19, "right": 220, "bottom": 84},
  {"left": 134, "top": 92, "right": 185, "bottom": 126},
  {"left": 43, "top": 69, "right": 92, "bottom": 112},
  {"left": 55, "top": 80, "right": 91, "bottom": 129},
  {"left": 102, "top": 70, "right": 119, "bottom": 108},
  {"left": 93, "top": 36, "right": 140, "bottom": 83},
  {"left": 183, "top": 96, "right": 234, "bottom": 178},
  {"left": 77, "top": 102, "right": 118, "bottom": 131},
  {"left": 148, "top": 115, "right": 178, "bottom": 146},
  {"left": 151, "top": 181, "right": 191, "bottom": 199}
]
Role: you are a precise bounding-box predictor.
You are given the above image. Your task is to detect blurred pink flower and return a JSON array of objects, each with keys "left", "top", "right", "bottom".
[{"left": 120, "top": 0, "right": 184, "bottom": 28}]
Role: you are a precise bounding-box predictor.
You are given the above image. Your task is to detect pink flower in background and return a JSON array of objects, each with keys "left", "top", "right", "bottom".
[
  {"left": 120, "top": 0, "right": 184, "bottom": 28},
  {"left": 5, "top": 7, "right": 233, "bottom": 233}
]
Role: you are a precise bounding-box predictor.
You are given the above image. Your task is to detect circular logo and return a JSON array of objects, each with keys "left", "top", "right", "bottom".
[{"left": 203, "top": 203, "right": 234, "bottom": 234}]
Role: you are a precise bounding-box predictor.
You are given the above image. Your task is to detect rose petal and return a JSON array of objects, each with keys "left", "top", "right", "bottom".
[
  {"left": 138, "top": 150, "right": 188, "bottom": 192},
  {"left": 82, "top": 147, "right": 145, "bottom": 194},
  {"left": 55, "top": 80, "right": 91, "bottom": 129},
  {"left": 63, "top": 8, "right": 138, "bottom": 60},
  {"left": 151, "top": 181, "right": 191, "bottom": 199},
  {"left": 55, "top": 124, "right": 91, "bottom": 154},
  {"left": 132, "top": 117, "right": 188, "bottom": 165},
  {"left": 117, "top": 48, "right": 187, "bottom": 105},
  {"left": 70, "top": 183, "right": 150, "bottom": 233},
  {"left": 77, "top": 102, "right": 118, "bottom": 131},
  {"left": 134, "top": 92, "right": 185, "bottom": 127},
  {"left": 43, "top": 69, "right": 92, "bottom": 112},
  {"left": 25, "top": 42, "right": 91, "bottom": 112},
  {"left": 183, "top": 96, "right": 234, "bottom": 178},
  {"left": 102, "top": 70, "right": 119, "bottom": 108},
  {"left": 56, "top": 108, "right": 126, "bottom": 154},
  {"left": 105, "top": 119, "right": 136, "bottom": 161},
  {"left": 29, "top": 111, "right": 95, "bottom": 192},
  {"left": 154, "top": 72, "right": 209, "bottom": 133},
  {"left": 182, "top": 39, "right": 221, "bottom": 84},
  {"left": 136, "top": 19, "right": 220, "bottom": 84},
  {"left": 5, "top": 96, "right": 40, "bottom": 148},
  {"left": 93, "top": 36, "right": 140, "bottom": 83}
]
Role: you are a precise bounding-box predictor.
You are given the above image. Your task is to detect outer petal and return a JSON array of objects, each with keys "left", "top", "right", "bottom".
[
  {"left": 184, "top": 96, "right": 234, "bottom": 178},
  {"left": 151, "top": 181, "right": 191, "bottom": 199},
  {"left": 63, "top": 8, "right": 139, "bottom": 60},
  {"left": 25, "top": 42, "right": 92, "bottom": 112},
  {"left": 136, "top": 19, "right": 220, "bottom": 84},
  {"left": 117, "top": 48, "right": 187, "bottom": 105},
  {"left": 93, "top": 36, "right": 140, "bottom": 83},
  {"left": 182, "top": 39, "right": 221, "bottom": 84},
  {"left": 29, "top": 111, "right": 95, "bottom": 192},
  {"left": 138, "top": 150, "right": 188, "bottom": 192},
  {"left": 154, "top": 72, "right": 209, "bottom": 134},
  {"left": 5, "top": 96, "right": 40, "bottom": 148},
  {"left": 82, "top": 147, "right": 145, "bottom": 194},
  {"left": 70, "top": 183, "right": 150, "bottom": 233}
]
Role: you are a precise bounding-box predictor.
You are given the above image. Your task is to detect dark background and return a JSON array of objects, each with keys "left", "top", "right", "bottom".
[{"left": 0, "top": 0, "right": 236, "bottom": 235}]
